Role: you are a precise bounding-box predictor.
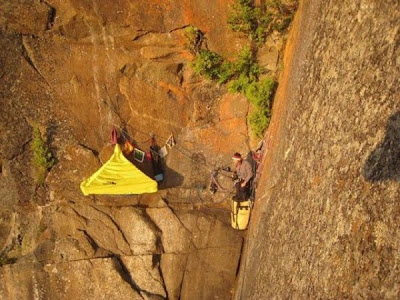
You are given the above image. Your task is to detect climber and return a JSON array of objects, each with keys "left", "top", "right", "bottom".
[{"left": 232, "top": 152, "right": 253, "bottom": 201}]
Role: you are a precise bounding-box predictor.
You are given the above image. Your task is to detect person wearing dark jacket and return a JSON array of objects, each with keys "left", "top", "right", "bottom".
[{"left": 232, "top": 152, "right": 253, "bottom": 201}]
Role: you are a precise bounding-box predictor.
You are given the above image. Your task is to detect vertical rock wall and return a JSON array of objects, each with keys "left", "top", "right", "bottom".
[
  {"left": 0, "top": 0, "right": 266, "bottom": 298},
  {"left": 238, "top": 0, "right": 400, "bottom": 299}
]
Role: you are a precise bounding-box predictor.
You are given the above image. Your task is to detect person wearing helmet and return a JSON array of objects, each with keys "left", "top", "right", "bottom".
[{"left": 232, "top": 152, "right": 253, "bottom": 201}]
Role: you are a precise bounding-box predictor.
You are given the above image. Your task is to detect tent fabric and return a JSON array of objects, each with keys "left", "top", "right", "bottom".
[{"left": 80, "top": 144, "right": 158, "bottom": 196}]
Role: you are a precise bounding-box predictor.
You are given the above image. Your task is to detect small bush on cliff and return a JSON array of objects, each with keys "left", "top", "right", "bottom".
[
  {"left": 228, "top": 0, "right": 270, "bottom": 44},
  {"left": 228, "top": 0, "right": 259, "bottom": 36},
  {"left": 189, "top": 0, "right": 297, "bottom": 137},
  {"left": 230, "top": 76, "right": 276, "bottom": 137},
  {"left": 245, "top": 77, "right": 276, "bottom": 108},
  {"left": 193, "top": 46, "right": 276, "bottom": 137},
  {"left": 184, "top": 26, "right": 203, "bottom": 53},
  {"left": 227, "top": 47, "right": 260, "bottom": 92},
  {"left": 249, "top": 107, "right": 271, "bottom": 138},
  {"left": 228, "top": 0, "right": 297, "bottom": 43},
  {"left": 192, "top": 50, "right": 224, "bottom": 80},
  {"left": 31, "top": 126, "right": 55, "bottom": 184},
  {"left": 246, "top": 77, "right": 276, "bottom": 137},
  {"left": 232, "top": 47, "right": 260, "bottom": 81},
  {"left": 192, "top": 50, "right": 237, "bottom": 84}
]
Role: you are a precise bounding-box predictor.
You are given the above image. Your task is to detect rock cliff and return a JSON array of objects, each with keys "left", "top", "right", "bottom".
[
  {"left": 237, "top": 0, "right": 400, "bottom": 298},
  {"left": 0, "top": 0, "right": 272, "bottom": 299}
]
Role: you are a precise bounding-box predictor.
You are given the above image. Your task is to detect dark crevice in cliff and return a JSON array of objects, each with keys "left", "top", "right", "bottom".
[
  {"left": 20, "top": 37, "right": 49, "bottom": 86},
  {"left": 235, "top": 237, "right": 245, "bottom": 276},
  {"left": 132, "top": 30, "right": 154, "bottom": 41},
  {"left": 113, "top": 256, "right": 167, "bottom": 299},
  {"left": 177, "top": 63, "right": 184, "bottom": 85},
  {"left": 69, "top": 206, "right": 90, "bottom": 223},
  {"left": 177, "top": 264, "right": 186, "bottom": 300},
  {"left": 112, "top": 255, "right": 145, "bottom": 299},
  {"left": 137, "top": 255, "right": 167, "bottom": 297},
  {"left": 42, "top": 1, "right": 56, "bottom": 30},
  {"left": 152, "top": 254, "right": 168, "bottom": 297},
  {"left": 141, "top": 210, "right": 165, "bottom": 253},
  {"left": 78, "top": 143, "right": 99, "bottom": 157},
  {"left": 169, "top": 25, "right": 191, "bottom": 33},
  {"left": 80, "top": 229, "right": 100, "bottom": 251},
  {"left": 8, "top": 138, "right": 32, "bottom": 161},
  {"left": 89, "top": 205, "right": 132, "bottom": 253}
]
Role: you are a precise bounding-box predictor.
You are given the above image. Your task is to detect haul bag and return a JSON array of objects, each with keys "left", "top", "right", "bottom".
[{"left": 231, "top": 199, "right": 251, "bottom": 230}]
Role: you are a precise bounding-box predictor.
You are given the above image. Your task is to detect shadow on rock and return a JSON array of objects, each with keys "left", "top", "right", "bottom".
[
  {"left": 127, "top": 154, "right": 184, "bottom": 189},
  {"left": 122, "top": 132, "right": 184, "bottom": 190},
  {"left": 362, "top": 111, "right": 400, "bottom": 182},
  {"left": 159, "top": 166, "right": 184, "bottom": 190}
]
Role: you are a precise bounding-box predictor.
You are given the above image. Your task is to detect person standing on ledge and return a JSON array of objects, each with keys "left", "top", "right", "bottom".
[{"left": 232, "top": 152, "right": 253, "bottom": 201}]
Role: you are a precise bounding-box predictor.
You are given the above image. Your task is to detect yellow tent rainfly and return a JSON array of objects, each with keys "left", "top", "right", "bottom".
[{"left": 80, "top": 144, "right": 158, "bottom": 196}]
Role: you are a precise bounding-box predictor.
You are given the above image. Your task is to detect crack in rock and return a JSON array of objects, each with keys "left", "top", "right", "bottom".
[
  {"left": 112, "top": 255, "right": 145, "bottom": 299},
  {"left": 42, "top": 1, "right": 56, "bottom": 30},
  {"left": 20, "top": 37, "right": 49, "bottom": 85},
  {"left": 89, "top": 205, "right": 132, "bottom": 254}
]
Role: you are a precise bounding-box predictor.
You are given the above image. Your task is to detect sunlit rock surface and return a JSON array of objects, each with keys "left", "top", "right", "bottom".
[
  {"left": 0, "top": 0, "right": 258, "bottom": 299},
  {"left": 237, "top": 0, "right": 400, "bottom": 299}
]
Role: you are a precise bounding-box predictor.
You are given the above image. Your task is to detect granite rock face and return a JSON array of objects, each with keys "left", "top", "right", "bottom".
[
  {"left": 238, "top": 0, "right": 400, "bottom": 299},
  {"left": 0, "top": 0, "right": 263, "bottom": 299}
]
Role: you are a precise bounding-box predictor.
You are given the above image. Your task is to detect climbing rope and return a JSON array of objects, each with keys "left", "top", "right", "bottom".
[{"left": 112, "top": 124, "right": 233, "bottom": 176}]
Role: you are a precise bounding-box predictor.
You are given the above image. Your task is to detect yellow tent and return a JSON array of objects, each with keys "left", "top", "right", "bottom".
[{"left": 80, "top": 144, "right": 158, "bottom": 195}]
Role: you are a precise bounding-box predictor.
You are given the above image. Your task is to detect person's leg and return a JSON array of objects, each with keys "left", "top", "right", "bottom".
[
  {"left": 238, "top": 181, "right": 248, "bottom": 201},
  {"left": 234, "top": 181, "right": 241, "bottom": 200}
]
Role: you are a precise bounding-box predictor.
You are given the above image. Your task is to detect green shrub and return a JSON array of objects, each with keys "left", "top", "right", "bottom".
[
  {"left": 189, "top": 0, "right": 294, "bottom": 137},
  {"left": 31, "top": 126, "right": 55, "bottom": 184},
  {"left": 229, "top": 0, "right": 297, "bottom": 43},
  {"left": 184, "top": 26, "right": 203, "bottom": 53},
  {"left": 229, "top": 76, "right": 275, "bottom": 137},
  {"left": 245, "top": 77, "right": 276, "bottom": 108},
  {"left": 227, "top": 47, "right": 260, "bottom": 93},
  {"left": 228, "top": 73, "right": 251, "bottom": 93},
  {"left": 233, "top": 47, "right": 260, "bottom": 80},
  {"left": 192, "top": 50, "right": 224, "bottom": 80},
  {"left": 228, "top": 0, "right": 271, "bottom": 44},
  {"left": 249, "top": 107, "right": 271, "bottom": 138},
  {"left": 217, "top": 61, "right": 236, "bottom": 84},
  {"left": 228, "top": 0, "right": 259, "bottom": 36}
]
